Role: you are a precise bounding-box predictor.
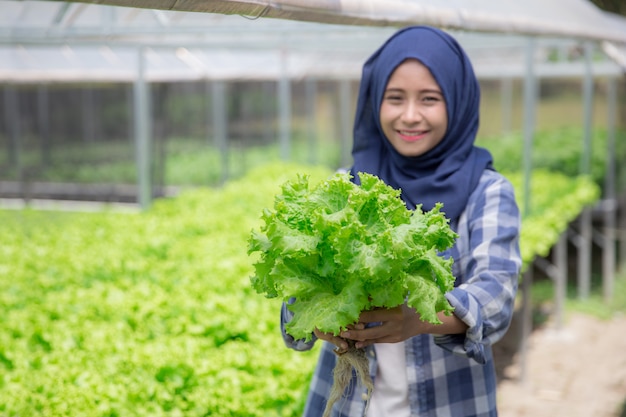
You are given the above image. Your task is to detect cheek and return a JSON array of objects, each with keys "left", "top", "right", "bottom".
[
  {"left": 439, "top": 114, "right": 449, "bottom": 133},
  {"left": 379, "top": 104, "right": 393, "bottom": 124},
  {"left": 379, "top": 106, "right": 396, "bottom": 133},
  {"left": 432, "top": 107, "right": 448, "bottom": 132},
  {"left": 441, "top": 105, "right": 449, "bottom": 130}
]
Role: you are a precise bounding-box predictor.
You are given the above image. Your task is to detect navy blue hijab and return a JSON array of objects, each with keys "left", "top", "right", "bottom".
[{"left": 351, "top": 26, "right": 493, "bottom": 221}]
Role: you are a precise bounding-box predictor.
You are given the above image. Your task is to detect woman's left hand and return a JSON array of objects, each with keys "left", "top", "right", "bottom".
[
  {"left": 340, "top": 303, "right": 468, "bottom": 348},
  {"left": 339, "top": 304, "right": 423, "bottom": 349}
]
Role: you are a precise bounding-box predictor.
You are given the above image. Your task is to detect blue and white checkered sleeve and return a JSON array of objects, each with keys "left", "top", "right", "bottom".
[
  {"left": 280, "top": 298, "right": 317, "bottom": 351},
  {"left": 435, "top": 172, "right": 522, "bottom": 364}
]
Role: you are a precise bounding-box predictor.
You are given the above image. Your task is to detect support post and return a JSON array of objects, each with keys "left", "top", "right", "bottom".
[
  {"left": 305, "top": 77, "right": 318, "bottom": 165},
  {"left": 211, "top": 79, "right": 228, "bottom": 185},
  {"left": 577, "top": 41, "right": 594, "bottom": 299},
  {"left": 4, "top": 85, "right": 21, "bottom": 181},
  {"left": 37, "top": 83, "right": 51, "bottom": 167},
  {"left": 500, "top": 77, "right": 513, "bottom": 135},
  {"left": 338, "top": 79, "right": 352, "bottom": 169},
  {"left": 278, "top": 50, "right": 291, "bottom": 161},
  {"left": 133, "top": 47, "right": 152, "bottom": 209},
  {"left": 82, "top": 86, "right": 96, "bottom": 143},
  {"left": 518, "top": 37, "right": 537, "bottom": 385},
  {"left": 603, "top": 77, "right": 617, "bottom": 301},
  {"left": 519, "top": 266, "right": 533, "bottom": 384},
  {"left": 522, "top": 38, "right": 536, "bottom": 216},
  {"left": 554, "top": 233, "right": 568, "bottom": 329}
]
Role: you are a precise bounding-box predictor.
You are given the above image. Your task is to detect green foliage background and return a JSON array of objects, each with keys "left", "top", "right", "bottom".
[
  {"left": 476, "top": 126, "right": 626, "bottom": 189},
  {"left": 4, "top": 127, "right": 622, "bottom": 192},
  {"left": 0, "top": 161, "right": 601, "bottom": 416},
  {"left": 0, "top": 163, "right": 332, "bottom": 417}
]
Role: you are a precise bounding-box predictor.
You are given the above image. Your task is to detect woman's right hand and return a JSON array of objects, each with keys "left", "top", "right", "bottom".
[{"left": 313, "top": 323, "right": 365, "bottom": 354}]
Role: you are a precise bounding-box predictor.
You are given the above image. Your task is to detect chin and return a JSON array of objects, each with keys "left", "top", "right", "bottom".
[{"left": 396, "top": 146, "right": 427, "bottom": 157}]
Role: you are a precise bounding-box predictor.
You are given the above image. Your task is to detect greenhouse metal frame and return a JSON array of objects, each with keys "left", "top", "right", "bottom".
[{"left": 1, "top": 0, "right": 626, "bottom": 383}]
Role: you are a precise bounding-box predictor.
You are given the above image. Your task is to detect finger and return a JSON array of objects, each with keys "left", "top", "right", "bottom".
[
  {"left": 347, "top": 331, "right": 387, "bottom": 349},
  {"left": 314, "top": 328, "right": 348, "bottom": 351},
  {"left": 346, "top": 322, "right": 365, "bottom": 330},
  {"left": 346, "top": 330, "right": 396, "bottom": 349},
  {"left": 340, "top": 325, "right": 387, "bottom": 342},
  {"left": 332, "top": 336, "right": 349, "bottom": 351},
  {"left": 355, "top": 339, "right": 376, "bottom": 349}
]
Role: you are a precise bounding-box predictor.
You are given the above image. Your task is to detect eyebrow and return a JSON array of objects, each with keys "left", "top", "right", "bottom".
[{"left": 384, "top": 87, "right": 443, "bottom": 95}]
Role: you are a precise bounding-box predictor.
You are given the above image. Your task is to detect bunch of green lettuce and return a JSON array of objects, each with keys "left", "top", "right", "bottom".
[{"left": 248, "top": 172, "right": 458, "bottom": 341}]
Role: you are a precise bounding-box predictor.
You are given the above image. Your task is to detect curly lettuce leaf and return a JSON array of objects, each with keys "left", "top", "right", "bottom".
[{"left": 248, "top": 172, "right": 458, "bottom": 341}]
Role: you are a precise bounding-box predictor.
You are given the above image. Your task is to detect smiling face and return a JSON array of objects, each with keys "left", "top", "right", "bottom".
[{"left": 379, "top": 59, "right": 448, "bottom": 158}]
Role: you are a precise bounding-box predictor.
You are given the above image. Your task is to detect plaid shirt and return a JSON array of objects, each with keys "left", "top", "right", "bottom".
[{"left": 281, "top": 170, "right": 522, "bottom": 417}]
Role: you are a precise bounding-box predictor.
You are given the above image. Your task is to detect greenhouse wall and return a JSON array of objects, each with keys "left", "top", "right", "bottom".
[{"left": 1, "top": 76, "right": 624, "bottom": 192}]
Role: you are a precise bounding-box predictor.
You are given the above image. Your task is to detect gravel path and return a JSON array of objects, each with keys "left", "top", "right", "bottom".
[{"left": 495, "top": 311, "right": 626, "bottom": 417}]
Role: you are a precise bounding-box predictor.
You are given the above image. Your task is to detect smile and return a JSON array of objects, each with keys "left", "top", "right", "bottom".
[{"left": 397, "top": 130, "right": 428, "bottom": 142}]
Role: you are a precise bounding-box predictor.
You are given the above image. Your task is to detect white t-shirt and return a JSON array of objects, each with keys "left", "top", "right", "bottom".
[{"left": 366, "top": 342, "right": 411, "bottom": 417}]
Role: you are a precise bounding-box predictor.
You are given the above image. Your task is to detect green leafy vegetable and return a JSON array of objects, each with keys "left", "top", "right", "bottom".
[{"left": 248, "top": 172, "right": 459, "bottom": 341}]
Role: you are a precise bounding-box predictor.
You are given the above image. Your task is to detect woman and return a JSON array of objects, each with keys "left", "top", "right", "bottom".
[{"left": 281, "top": 25, "right": 522, "bottom": 417}]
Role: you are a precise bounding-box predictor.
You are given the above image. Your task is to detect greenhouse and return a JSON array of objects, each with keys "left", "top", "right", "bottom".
[{"left": 1, "top": 0, "right": 625, "bottom": 415}]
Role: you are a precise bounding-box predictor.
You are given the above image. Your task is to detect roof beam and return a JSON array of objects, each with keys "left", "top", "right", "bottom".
[{"left": 59, "top": 0, "right": 626, "bottom": 43}]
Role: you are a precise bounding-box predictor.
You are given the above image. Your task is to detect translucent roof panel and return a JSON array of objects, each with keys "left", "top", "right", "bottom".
[
  {"left": 0, "top": 43, "right": 378, "bottom": 82},
  {"left": 600, "top": 13, "right": 626, "bottom": 70},
  {"left": 0, "top": 1, "right": 623, "bottom": 83},
  {"left": 51, "top": 0, "right": 626, "bottom": 43}
]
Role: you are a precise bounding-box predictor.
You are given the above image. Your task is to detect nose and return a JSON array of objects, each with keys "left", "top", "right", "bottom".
[{"left": 401, "top": 101, "right": 423, "bottom": 123}]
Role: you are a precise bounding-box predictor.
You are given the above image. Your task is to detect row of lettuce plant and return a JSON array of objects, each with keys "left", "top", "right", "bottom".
[
  {"left": 0, "top": 162, "right": 599, "bottom": 416},
  {"left": 2, "top": 127, "right": 621, "bottom": 190},
  {"left": 477, "top": 126, "right": 626, "bottom": 190},
  {"left": 504, "top": 169, "right": 600, "bottom": 268}
]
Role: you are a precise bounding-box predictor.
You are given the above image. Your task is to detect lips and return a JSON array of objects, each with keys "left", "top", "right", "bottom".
[{"left": 397, "top": 129, "right": 428, "bottom": 142}]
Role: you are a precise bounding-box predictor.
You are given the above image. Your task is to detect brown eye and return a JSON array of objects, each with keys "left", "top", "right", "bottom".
[{"left": 384, "top": 94, "right": 403, "bottom": 102}]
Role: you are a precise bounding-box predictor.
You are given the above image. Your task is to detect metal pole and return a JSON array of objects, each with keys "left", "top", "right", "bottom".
[
  {"left": 82, "top": 86, "right": 96, "bottom": 143},
  {"left": 500, "top": 77, "right": 513, "bottom": 135},
  {"left": 580, "top": 42, "right": 593, "bottom": 177},
  {"left": 518, "top": 37, "right": 537, "bottom": 385},
  {"left": 211, "top": 79, "right": 228, "bottom": 184},
  {"left": 133, "top": 47, "right": 151, "bottom": 209},
  {"left": 305, "top": 77, "right": 318, "bottom": 165},
  {"left": 577, "top": 41, "right": 594, "bottom": 299},
  {"left": 603, "top": 76, "right": 617, "bottom": 301},
  {"left": 4, "top": 85, "right": 21, "bottom": 180},
  {"left": 554, "top": 233, "right": 568, "bottom": 329},
  {"left": 262, "top": 81, "right": 274, "bottom": 145},
  {"left": 126, "top": 84, "right": 134, "bottom": 146},
  {"left": 37, "top": 83, "right": 51, "bottom": 167},
  {"left": 519, "top": 267, "right": 532, "bottom": 384},
  {"left": 621, "top": 196, "right": 626, "bottom": 273},
  {"left": 522, "top": 38, "right": 536, "bottom": 217},
  {"left": 278, "top": 50, "right": 291, "bottom": 161},
  {"left": 339, "top": 78, "right": 352, "bottom": 169}
]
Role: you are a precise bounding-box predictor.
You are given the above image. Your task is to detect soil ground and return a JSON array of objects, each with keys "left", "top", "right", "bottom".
[{"left": 494, "top": 311, "right": 626, "bottom": 417}]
